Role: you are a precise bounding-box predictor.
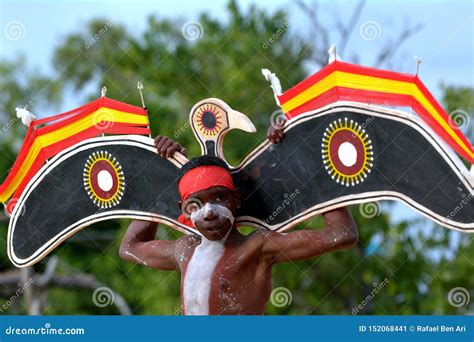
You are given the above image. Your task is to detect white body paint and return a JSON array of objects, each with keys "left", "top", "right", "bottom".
[
  {"left": 182, "top": 203, "right": 234, "bottom": 315},
  {"left": 182, "top": 236, "right": 225, "bottom": 315},
  {"left": 124, "top": 250, "right": 147, "bottom": 266}
]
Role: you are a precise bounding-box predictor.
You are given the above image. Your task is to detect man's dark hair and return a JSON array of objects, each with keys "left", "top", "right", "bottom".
[{"left": 177, "top": 155, "right": 229, "bottom": 183}]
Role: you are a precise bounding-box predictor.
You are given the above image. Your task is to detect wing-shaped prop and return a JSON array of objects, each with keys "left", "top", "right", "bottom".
[
  {"left": 233, "top": 103, "right": 473, "bottom": 232},
  {"left": 7, "top": 136, "right": 192, "bottom": 267},
  {"left": 3, "top": 61, "right": 473, "bottom": 268},
  {"left": 1, "top": 98, "right": 186, "bottom": 267},
  {"left": 241, "top": 60, "right": 473, "bottom": 231},
  {"left": 4, "top": 97, "right": 257, "bottom": 267}
]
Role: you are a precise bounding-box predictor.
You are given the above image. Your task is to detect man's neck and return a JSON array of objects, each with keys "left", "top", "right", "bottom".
[
  {"left": 223, "top": 225, "right": 243, "bottom": 244},
  {"left": 200, "top": 225, "right": 242, "bottom": 245}
]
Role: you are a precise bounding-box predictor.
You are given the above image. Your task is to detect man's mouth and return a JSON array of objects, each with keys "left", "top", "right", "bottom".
[
  {"left": 205, "top": 226, "right": 222, "bottom": 232},
  {"left": 201, "top": 219, "right": 228, "bottom": 232}
]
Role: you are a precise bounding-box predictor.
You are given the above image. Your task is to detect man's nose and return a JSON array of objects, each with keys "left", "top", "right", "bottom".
[{"left": 204, "top": 208, "right": 218, "bottom": 220}]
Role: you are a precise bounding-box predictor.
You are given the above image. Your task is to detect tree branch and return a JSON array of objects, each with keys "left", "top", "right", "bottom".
[
  {"left": 373, "top": 22, "right": 424, "bottom": 68},
  {"left": 337, "top": 0, "right": 366, "bottom": 56},
  {"left": 0, "top": 260, "right": 131, "bottom": 315}
]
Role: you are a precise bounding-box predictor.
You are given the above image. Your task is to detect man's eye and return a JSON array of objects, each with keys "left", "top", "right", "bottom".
[{"left": 215, "top": 195, "right": 223, "bottom": 201}]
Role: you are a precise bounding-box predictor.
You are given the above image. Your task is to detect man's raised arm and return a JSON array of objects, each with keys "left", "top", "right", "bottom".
[
  {"left": 119, "top": 220, "right": 179, "bottom": 270},
  {"left": 261, "top": 207, "right": 358, "bottom": 263},
  {"left": 118, "top": 135, "right": 188, "bottom": 270}
]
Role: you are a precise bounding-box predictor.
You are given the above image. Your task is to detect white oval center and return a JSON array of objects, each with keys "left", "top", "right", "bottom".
[
  {"left": 97, "top": 170, "right": 113, "bottom": 192},
  {"left": 338, "top": 142, "right": 357, "bottom": 167}
]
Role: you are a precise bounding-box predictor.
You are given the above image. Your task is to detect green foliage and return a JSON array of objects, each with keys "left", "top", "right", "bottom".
[
  {"left": 53, "top": 1, "right": 310, "bottom": 163},
  {"left": 441, "top": 84, "right": 473, "bottom": 143},
  {"left": 0, "top": 57, "right": 61, "bottom": 181},
  {"left": 441, "top": 84, "right": 474, "bottom": 115}
]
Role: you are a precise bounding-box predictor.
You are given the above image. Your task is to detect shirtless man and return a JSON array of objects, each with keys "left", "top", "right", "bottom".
[{"left": 119, "top": 126, "right": 358, "bottom": 315}]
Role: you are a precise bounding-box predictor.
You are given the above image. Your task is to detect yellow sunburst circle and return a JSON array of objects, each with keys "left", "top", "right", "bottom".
[
  {"left": 83, "top": 151, "right": 125, "bottom": 208},
  {"left": 321, "top": 117, "right": 374, "bottom": 187},
  {"left": 193, "top": 103, "right": 224, "bottom": 137}
]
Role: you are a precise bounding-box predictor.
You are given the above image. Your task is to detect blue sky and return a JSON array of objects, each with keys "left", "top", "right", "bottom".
[
  {"left": 1, "top": 0, "right": 473, "bottom": 101},
  {"left": 0, "top": 0, "right": 472, "bottom": 228}
]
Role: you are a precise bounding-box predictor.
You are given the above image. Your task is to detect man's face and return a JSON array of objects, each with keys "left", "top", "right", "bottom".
[{"left": 182, "top": 186, "right": 240, "bottom": 241}]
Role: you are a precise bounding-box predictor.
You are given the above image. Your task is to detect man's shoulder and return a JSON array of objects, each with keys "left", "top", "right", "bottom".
[
  {"left": 243, "top": 229, "right": 279, "bottom": 245},
  {"left": 176, "top": 234, "right": 201, "bottom": 247}
]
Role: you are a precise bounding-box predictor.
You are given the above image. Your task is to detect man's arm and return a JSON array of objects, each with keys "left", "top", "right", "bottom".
[
  {"left": 261, "top": 207, "right": 358, "bottom": 263},
  {"left": 119, "top": 220, "right": 179, "bottom": 270},
  {"left": 119, "top": 135, "right": 189, "bottom": 269}
]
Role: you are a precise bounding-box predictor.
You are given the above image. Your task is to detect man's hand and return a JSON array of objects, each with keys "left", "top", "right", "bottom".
[
  {"left": 261, "top": 207, "right": 358, "bottom": 263},
  {"left": 154, "top": 135, "right": 187, "bottom": 158},
  {"left": 267, "top": 126, "right": 284, "bottom": 144}
]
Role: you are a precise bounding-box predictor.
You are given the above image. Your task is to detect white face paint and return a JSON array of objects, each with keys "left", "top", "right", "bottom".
[
  {"left": 183, "top": 203, "right": 234, "bottom": 315},
  {"left": 190, "top": 202, "right": 235, "bottom": 229}
]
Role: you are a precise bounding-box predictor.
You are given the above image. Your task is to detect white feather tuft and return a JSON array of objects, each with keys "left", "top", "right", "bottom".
[
  {"left": 15, "top": 107, "right": 36, "bottom": 127},
  {"left": 261, "top": 69, "right": 282, "bottom": 96}
]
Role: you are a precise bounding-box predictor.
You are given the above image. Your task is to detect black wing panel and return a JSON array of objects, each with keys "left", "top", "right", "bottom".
[
  {"left": 8, "top": 137, "right": 187, "bottom": 267},
  {"left": 233, "top": 107, "right": 473, "bottom": 232}
]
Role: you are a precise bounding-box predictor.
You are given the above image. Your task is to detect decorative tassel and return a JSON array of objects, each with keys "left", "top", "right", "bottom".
[
  {"left": 414, "top": 56, "right": 422, "bottom": 76},
  {"left": 261, "top": 69, "right": 282, "bottom": 105},
  {"left": 15, "top": 107, "right": 36, "bottom": 127},
  {"left": 328, "top": 44, "right": 341, "bottom": 64}
]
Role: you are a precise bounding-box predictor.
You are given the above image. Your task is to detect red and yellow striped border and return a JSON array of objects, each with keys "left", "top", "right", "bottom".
[
  {"left": 277, "top": 61, "right": 473, "bottom": 164},
  {"left": 0, "top": 98, "right": 150, "bottom": 209}
]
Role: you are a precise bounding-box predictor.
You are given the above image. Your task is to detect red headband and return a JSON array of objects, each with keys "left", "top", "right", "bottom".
[{"left": 178, "top": 165, "right": 235, "bottom": 201}]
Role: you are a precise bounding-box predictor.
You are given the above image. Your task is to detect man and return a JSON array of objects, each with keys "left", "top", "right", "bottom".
[{"left": 119, "top": 126, "right": 358, "bottom": 315}]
